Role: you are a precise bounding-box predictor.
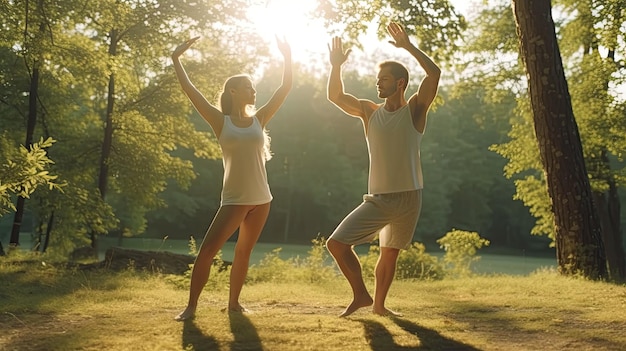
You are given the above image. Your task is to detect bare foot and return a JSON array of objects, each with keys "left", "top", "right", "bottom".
[
  {"left": 372, "top": 306, "right": 403, "bottom": 317},
  {"left": 339, "top": 293, "right": 373, "bottom": 317},
  {"left": 174, "top": 306, "right": 196, "bottom": 321}
]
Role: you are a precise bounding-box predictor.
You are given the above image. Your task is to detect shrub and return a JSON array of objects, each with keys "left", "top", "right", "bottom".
[
  {"left": 246, "top": 247, "right": 295, "bottom": 283},
  {"left": 247, "top": 235, "right": 337, "bottom": 284},
  {"left": 295, "top": 235, "right": 337, "bottom": 283},
  {"left": 437, "top": 229, "right": 490, "bottom": 277},
  {"left": 361, "top": 242, "right": 443, "bottom": 281}
]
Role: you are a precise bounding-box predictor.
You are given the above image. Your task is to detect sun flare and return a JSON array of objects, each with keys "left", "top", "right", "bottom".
[{"left": 246, "top": 0, "right": 327, "bottom": 59}]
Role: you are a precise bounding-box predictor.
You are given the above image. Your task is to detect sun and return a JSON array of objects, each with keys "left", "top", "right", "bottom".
[{"left": 246, "top": 0, "right": 328, "bottom": 60}]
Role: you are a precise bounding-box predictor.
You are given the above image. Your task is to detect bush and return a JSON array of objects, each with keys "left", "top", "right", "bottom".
[
  {"left": 361, "top": 242, "right": 443, "bottom": 281},
  {"left": 437, "top": 229, "right": 490, "bottom": 277},
  {"left": 247, "top": 235, "right": 337, "bottom": 284}
]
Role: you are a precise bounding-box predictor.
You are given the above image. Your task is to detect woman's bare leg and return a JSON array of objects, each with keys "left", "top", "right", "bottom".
[
  {"left": 228, "top": 202, "right": 271, "bottom": 312},
  {"left": 174, "top": 205, "right": 250, "bottom": 321}
]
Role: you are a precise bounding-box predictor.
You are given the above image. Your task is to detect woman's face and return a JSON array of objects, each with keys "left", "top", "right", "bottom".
[{"left": 233, "top": 78, "right": 256, "bottom": 105}]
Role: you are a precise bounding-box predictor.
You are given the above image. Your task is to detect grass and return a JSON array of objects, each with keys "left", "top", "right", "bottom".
[{"left": 1, "top": 252, "right": 625, "bottom": 351}]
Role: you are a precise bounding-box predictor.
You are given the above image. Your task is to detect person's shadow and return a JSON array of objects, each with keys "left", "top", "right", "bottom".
[
  {"left": 358, "top": 317, "right": 482, "bottom": 351},
  {"left": 182, "top": 319, "right": 220, "bottom": 351},
  {"left": 229, "top": 312, "right": 263, "bottom": 351}
]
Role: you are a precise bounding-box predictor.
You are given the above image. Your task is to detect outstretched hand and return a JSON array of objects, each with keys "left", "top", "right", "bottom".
[
  {"left": 328, "top": 36, "right": 352, "bottom": 67},
  {"left": 172, "top": 36, "right": 200, "bottom": 59},
  {"left": 276, "top": 35, "right": 292, "bottom": 60},
  {"left": 387, "top": 22, "right": 411, "bottom": 49}
]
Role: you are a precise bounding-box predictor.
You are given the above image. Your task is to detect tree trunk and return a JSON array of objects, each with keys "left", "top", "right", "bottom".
[
  {"left": 98, "top": 28, "right": 119, "bottom": 201},
  {"left": 9, "top": 64, "right": 40, "bottom": 246},
  {"left": 9, "top": 0, "right": 47, "bottom": 246},
  {"left": 41, "top": 211, "right": 54, "bottom": 253},
  {"left": 512, "top": 0, "right": 607, "bottom": 279},
  {"left": 92, "top": 28, "right": 119, "bottom": 251},
  {"left": 593, "top": 178, "right": 625, "bottom": 281}
]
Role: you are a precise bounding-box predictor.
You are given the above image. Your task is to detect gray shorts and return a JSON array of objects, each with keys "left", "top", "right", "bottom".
[{"left": 329, "top": 189, "right": 422, "bottom": 250}]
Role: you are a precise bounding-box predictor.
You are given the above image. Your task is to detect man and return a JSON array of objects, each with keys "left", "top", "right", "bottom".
[{"left": 326, "top": 22, "right": 440, "bottom": 317}]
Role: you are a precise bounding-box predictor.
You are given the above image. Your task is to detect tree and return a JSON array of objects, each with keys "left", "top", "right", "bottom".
[
  {"left": 555, "top": 0, "right": 626, "bottom": 280},
  {"left": 315, "top": 0, "right": 466, "bottom": 62},
  {"left": 512, "top": 0, "right": 606, "bottom": 278},
  {"left": 0, "top": 136, "right": 62, "bottom": 254},
  {"left": 5, "top": 0, "right": 50, "bottom": 246},
  {"left": 0, "top": 0, "right": 270, "bottom": 255}
]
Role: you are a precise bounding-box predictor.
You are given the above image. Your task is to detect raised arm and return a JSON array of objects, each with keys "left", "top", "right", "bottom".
[
  {"left": 387, "top": 22, "right": 441, "bottom": 132},
  {"left": 256, "top": 36, "right": 293, "bottom": 127},
  {"left": 172, "top": 37, "right": 224, "bottom": 135},
  {"left": 327, "top": 37, "right": 377, "bottom": 120}
]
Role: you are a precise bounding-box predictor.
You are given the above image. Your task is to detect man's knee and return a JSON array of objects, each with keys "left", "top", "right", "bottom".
[
  {"left": 379, "top": 247, "right": 400, "bottom": 260},
  {"left": 326, "top": 238, "right": 348, "bottom": 256}
]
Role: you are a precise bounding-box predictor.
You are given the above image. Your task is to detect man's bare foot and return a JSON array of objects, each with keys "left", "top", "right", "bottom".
[
  {"left": 339, "top": 293, "right": 373, "bottom": 317},
  {"left": 372, "top": 306, "right": 403, "bottom": 317},
  {"left": 174, "top": 306, "right": 196, "bottom": 321}
]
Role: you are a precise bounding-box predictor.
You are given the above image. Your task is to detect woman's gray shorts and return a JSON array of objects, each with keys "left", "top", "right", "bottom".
[{"left": 329, "top": 189, "right": 422, "bottom": 250}]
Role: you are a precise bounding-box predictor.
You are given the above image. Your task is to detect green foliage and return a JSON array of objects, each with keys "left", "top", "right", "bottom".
[
  {"left": 188, "top": 236, "right": 198, "bottom": 257},
  {"left": 0, "top": 136, "right": 63, "bottom": 216},
  {"left": 463, "top": 0, "right": 626, "bottom": 250},
  {"left": 315, "top": 0, "right": 467, "bottom": 62},
  {"left": 437, "top": 229, "right": 490, "bottom": 277},
  {"left": 396, "top": 242, "right": 445, "bottom": 280},
  {"left": 247, "top": 236, "right": 337, "bottom": 284},
  {"left": 295, "top": 235, "right": 337, "bottom": 283},
  {"left": 361, "top": 242, "right": 444, "bottom": 281},
  {"left": 247, "top": 247, "right": 294, "bottom": 283},
  {"left": 0, "top": 0, "right": 271, "bottom": 252}
]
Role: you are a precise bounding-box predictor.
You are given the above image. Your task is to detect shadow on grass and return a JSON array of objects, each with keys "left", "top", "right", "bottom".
[
  {"left": 357, "top": 317, "right": 482, "bottom": 351},
  {"left": 229, "top": 311, "right": 262, "bottom": 351},
  {"left": 182, "top": 319, "right": 220, "bottom": 351}
]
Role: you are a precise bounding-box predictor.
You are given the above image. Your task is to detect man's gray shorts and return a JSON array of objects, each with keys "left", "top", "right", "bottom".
[{"left": 329, "top": 189, "right": 422, "bottom": 250}]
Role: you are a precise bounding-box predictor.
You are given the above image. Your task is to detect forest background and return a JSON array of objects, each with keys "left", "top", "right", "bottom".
[{"left": 1, "top": 0, "right": 624, "bottom": 265}]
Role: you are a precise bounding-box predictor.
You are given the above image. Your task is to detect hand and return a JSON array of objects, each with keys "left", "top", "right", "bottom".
[
  {"left": 328, "top": 36, "right": 352, "bottom": 67},
  {"left": 387, "top": 22, "right": 411, "bottom": 49},
  {"left": 172, "top": 36, "right": 200, "bottom": 59},
  {"left": 276, "top": 35, "right": 292, "bottom": 60}
]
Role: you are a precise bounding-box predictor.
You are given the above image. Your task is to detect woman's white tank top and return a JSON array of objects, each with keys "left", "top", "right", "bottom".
[
  {"left": 218, "top": 116, "right": 272, "bottom": 205},
  {"left": 366, "top": 104, "right": 423, "bottom": 194}
]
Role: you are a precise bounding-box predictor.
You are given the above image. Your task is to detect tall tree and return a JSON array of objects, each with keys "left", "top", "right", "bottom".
[
  {"left": 511, "top": 0, "right": 606, "bottom": 278},
  {"left": 555, "top": 0, "right": 626, "bottom": 280},
  {"left": 1, "top": 0, "right": 269, "bottom": 255},
  {"left": 7, "top": 0, "right": 48, "bottom": 246}
]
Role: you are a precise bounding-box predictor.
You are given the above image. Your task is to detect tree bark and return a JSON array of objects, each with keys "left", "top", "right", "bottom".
[
  {"left": 9, "top": 64, "right": 40, "bottom": 245},
  {"left": 92, "top": 28, "right": 119, "bottom": 251},
  {"left": 511, "top": 0, "right": 607, "bottom": 279},
  {"left": 9, "top": 0, "right": 46, "bottom": 246}
]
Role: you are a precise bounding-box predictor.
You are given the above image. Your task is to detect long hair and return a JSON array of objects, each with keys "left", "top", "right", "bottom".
[
  {"left": 378, "top": 61, "right": 409, "bottom": 90},
  {"left": 218, "top": 74, "right": 272, "bottom": 161},
  {"left": 218, "top": 74, "right": 252, "bottom": 115}
]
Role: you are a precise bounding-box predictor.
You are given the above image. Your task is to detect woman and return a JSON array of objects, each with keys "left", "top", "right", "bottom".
[{"left": 172, "top": 36, "right": 292, "bottom": 321}]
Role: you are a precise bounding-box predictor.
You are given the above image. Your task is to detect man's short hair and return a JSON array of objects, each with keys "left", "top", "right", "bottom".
[{"left": 378, "top": 61, "right": 409, "bottom": 90}]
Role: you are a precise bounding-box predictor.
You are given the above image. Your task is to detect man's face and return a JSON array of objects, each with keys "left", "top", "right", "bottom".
[{"left": 376, "top": 67, "right": 400, "bottom": 99}]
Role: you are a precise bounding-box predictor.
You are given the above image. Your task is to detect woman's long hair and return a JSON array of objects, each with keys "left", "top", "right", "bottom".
[{"left": 218, "top": 74, "right": 272, "bottom": 161}]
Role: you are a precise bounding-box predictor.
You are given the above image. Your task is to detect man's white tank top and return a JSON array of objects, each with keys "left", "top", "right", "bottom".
[
  {"left": 366, "top": 104, "right": 423, "bottom": 194},
  {"left": 218, "top": 116, "right": 272, "bottom": 206}
]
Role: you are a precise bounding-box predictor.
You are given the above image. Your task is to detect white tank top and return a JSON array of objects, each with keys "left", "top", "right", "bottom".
[
  {"left": 218, "top": 116, "right": 272, "bottom": 205},
  {"left": 366, "top": 104, "right": 423, "bottom": 194}
]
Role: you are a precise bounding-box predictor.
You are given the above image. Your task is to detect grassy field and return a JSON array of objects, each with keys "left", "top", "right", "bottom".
[{"left": 1, "top": 250, "right": 625, "bottom": 351}]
